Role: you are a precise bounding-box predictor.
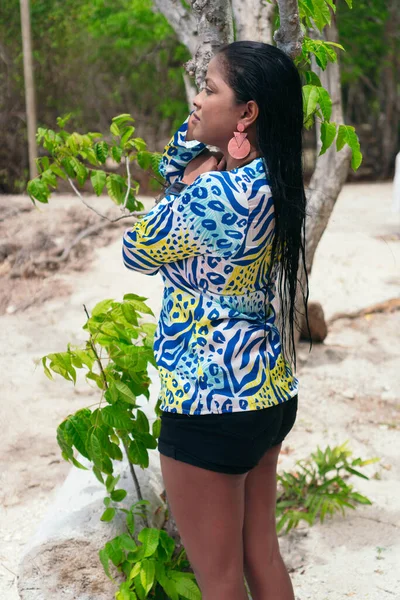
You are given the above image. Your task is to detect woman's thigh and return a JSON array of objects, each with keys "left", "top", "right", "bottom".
[{"left": 159, "top": 453, "right": 248, "bottom": 582}]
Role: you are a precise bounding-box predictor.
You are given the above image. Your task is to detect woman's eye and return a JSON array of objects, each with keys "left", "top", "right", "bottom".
[{"left": 205, "top": 88, "right": 213, "bottom": 95}]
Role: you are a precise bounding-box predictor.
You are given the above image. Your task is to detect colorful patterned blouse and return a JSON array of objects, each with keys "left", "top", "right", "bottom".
[{"left": 122, "top": 114, "right": 299, "bottom": 414}]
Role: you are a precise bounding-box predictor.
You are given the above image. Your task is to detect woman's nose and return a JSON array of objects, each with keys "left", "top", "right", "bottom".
[{"left": 193, "top": 92, "right": 202, "bottom": 110}]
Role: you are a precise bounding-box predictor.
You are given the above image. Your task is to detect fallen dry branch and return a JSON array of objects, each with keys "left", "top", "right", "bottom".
[
  {"left": 327, "top": 298, "right": 400, "bottom": 325},
  {"left": 9, "top": 213, "right": 140, "bottom": 277}
]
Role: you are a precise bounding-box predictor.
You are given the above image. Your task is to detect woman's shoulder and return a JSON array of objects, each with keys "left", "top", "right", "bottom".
[{"left": 189, "top": 158, "right": 269, "bottom": 199}]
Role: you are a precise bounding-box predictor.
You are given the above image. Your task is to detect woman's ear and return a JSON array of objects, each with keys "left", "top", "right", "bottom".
[{"left": 241, "top": 100, "right": 259, "bottom": 127}]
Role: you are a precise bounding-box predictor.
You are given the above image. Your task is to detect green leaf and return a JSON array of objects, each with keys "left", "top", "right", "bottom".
[
  {"left": 116, "top": 582, "right": 137, "bottom": 600},
  {"left": 158, "top": 530, "right": 175, "bottom": 561},
  {"left": 336, "top": 125, "right": 362, "bottom": 170},
  {"left": 69, "top": 157, "right": 89, "bottom": 185},
  {"left": 121, "top": 126, "right": 135, "bottom": 146},
  {"left": 91, "top": 170, "right": 107, "bottom": 196},
  {"left": 50, "top": 162, "right": 67, "bottom": 180},
  {"left": 112, "top": 146, "right": 124, "bottom": 163},
  {"left": 101, "top": 406, "right": 134, "bottom": 430},
  {"left": 91, "top": 298, "right": 114, "bottom": 316},
  {"left": 111, "top": 489, "right": 128, "bottom": 502},
  {"left": 129, "top": 562, "right": 142, "bottom": 581},
  {"left": 106, "top": 474, "right": 121, "bottom": 493},
  {"left": 136, "top": 151, "right": 152, "bottom": 170},
  {"left": 106, "top": 174, "right": 126, "bottom": 205},
  {"left": 93, "top": 466, "right": 104, "bottom": 484},
  {"left": 152, "top": 419, "right": 161, "bottom": 439},
  {"left": 302, "top": 85, "right": 320, "bottom": 121},
  {"left": 122, "top": 303, "right": 138, "bottom": 324},
  {"left": 101, "top": 507, "right": 116, "bottom": 522},
  {"left": 350, "top": 492, "right": 372, "bottom": 505},
  {"left": 137, "top": 528, "right": 160, "bottom": 558},
  {"left": 319, "top": 122, "right": 337, "bottom": 155},
  {"left": 157, "top": 572, "right": 179, "bottom": 600},
  {"left": 123, "top": 295, "right": 154, "bottom": 316},
  {"left": 345, "top": 466, "right": 370, "bottom": 480},
  {"left": 128, "top": 439, "right": 149, "bottom": 467},
  {"left": 169, "top": 571, "right": 201, "bottom": 600},
  {"left": 71, "top": 456, "right": 89, "bottom": 469},
  {"left": 57, "top": 423, "right": 73, "bottom": 461},
  {"left": 140, "top": 559, "right": 155, "bottom": 596},
  {"left": 56, "top": 113, "right": 72, "bottom": 129},
  {"left": 94, "top": 141, "right": 109, "bottom": 164},
  {"left": 133, "top": 573, "right": 147, "bottom": 600},
  {"left": 117, "top": 533, "right": 138, "bottom": 552},
  {"left": 304, "top": 71, "right": 322, "bottom": 87},
  {"left": 110, "top": 122, "right": 121, "bottom": 136},
  {"left": 317, "top": 87, "right": 332, "bottom": 121},
  {"left": 27, "top": 178, "right": 50, "bottom": 204},
  {"left": 127, "top": 511, "right": 135, "bottom": 535},
  {"left": 89, "top": 428, "right": 104, "bottom": 469},
  {"left": 42, "top": 356, "right": 53, "bottom": 380},
  {"left": 115, "top": 381, "right": 137, "bottom": 405},
  {"left": 99, "top": 547, "right": 114, "bottom": 581},
  {"left": 135, "top": 410, "right": 149, "bottom": 434},
  {"left": 112, "top": 114, "right": 135, "bottom": 128},
  {"left": 312, "top": 0, "right": 332, "bottom": 31},
  {"left": 65, "top": 415, "right": 90, "bottom": 459}
]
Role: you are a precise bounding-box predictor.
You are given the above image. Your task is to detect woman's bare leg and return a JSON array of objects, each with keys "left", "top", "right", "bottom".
[
  {"left": 242, "top": 443, "right": 295, "bottom": 600},
  {"left": 160, "top": 453, "right": 249, "bottom": 600}
]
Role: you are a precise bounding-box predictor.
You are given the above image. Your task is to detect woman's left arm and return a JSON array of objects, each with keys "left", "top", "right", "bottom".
[{"left": 122, "top": 172, "right": 248, "bottom": 276}]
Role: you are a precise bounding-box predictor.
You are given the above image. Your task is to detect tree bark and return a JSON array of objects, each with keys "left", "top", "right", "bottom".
[
  {"left": 151, "top": 0, "right": 198, "bottom": 55},
  {"left": 306, "top": 18, "right": 351, "bottom": 274},
  {"left": 19, "top": 0, "right": 37, "bottom": 179},
  {"left": 231, "top": 0, "right": 275, "bottom": 43},
  {"left": 185, "top": 0, "right": 234, "bottom": 90},
  {"left": 274, "top": 0, "right": 303, "bottom": 59}
]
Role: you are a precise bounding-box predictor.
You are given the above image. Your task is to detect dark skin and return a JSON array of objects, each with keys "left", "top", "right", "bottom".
[{"left": 182, "top": 55, "right": 261, "bottom": 185}]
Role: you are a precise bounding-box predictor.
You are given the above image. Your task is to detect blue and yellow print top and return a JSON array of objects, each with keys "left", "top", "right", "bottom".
[{"left": 123, "top": 114, "right": 299, "bottom": 414}]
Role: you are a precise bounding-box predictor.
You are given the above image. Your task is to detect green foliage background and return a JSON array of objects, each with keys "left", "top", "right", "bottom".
[{"left": 0, "top": 0, "right": 398, "bottom": 187}]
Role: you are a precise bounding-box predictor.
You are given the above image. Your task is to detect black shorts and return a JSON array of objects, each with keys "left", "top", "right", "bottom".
[{"left": 158, "top": 395, "right": 298, "bottom": 474}]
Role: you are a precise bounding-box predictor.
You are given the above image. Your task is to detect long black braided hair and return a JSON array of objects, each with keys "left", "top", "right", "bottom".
[{"left": 217, "top": 41, "right": 311, "bottom": 372}]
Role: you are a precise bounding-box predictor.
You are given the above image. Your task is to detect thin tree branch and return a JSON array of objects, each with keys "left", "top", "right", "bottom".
[
  {"left": 122, "top": 156, "right": 131, "bottom": 210},
  {"left": 66, "top": 175, "right": 148, "bottom": 221}
]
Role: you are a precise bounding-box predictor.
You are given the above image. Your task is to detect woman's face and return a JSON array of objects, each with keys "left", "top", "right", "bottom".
[{"left": 190, "top": 56, "right": 245, "bottom": 151}]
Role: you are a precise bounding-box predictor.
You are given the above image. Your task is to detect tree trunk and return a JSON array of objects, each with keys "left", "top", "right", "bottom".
[
  {"left": 19, "top": 0, "right": 37, "bottom": 179},
  {"left": 231, "top": 0, "right": 275, "bottom": 43}
]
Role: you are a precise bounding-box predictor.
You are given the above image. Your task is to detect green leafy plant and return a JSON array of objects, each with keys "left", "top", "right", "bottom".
[
  {"left": 27, "top": 113, "right": 163, "bottom": 209},
  {"left": 41, "top": 296, "right": 203, "bottom": 598},
  {"left": 42, "top": 296, "right": 161, "bottom": 479},
  {"left": 276, "top": 442, "right": 379, "bottom": 534},
  {"left": 100, "top": 501, "right": 200, "bottom": 600}
]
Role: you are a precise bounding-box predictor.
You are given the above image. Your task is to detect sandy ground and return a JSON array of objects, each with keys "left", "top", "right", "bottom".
[{"left": 0, "top": 182, "right": 399, "bottom": 599}]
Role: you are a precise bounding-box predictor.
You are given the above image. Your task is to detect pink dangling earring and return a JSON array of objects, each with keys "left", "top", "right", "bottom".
[{"left": 228, "top": 122, "right": 251, "bottom": 160}]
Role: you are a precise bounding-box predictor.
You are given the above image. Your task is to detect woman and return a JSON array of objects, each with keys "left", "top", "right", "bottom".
[{"left": 123, "top": 41, "right": 310, "bottom": 600}]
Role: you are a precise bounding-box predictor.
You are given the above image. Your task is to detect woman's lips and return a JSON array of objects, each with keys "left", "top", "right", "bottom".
[{"left": 193, "top": 113, "right": 200, "bottom": 121}]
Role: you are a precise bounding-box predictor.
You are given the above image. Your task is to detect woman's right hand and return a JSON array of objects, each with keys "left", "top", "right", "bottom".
[{"left": 182, "top": 150, "right": 226, "bottom": 185}]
